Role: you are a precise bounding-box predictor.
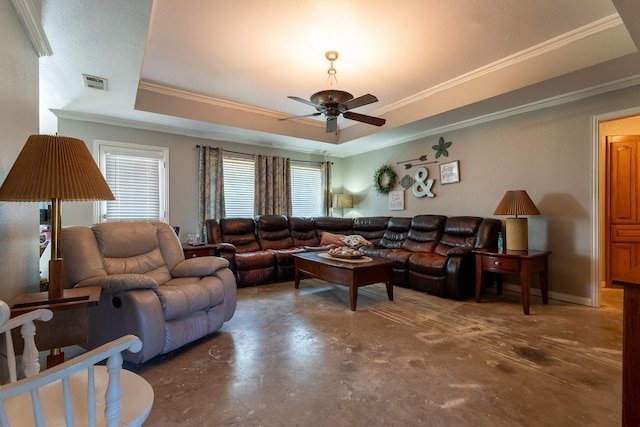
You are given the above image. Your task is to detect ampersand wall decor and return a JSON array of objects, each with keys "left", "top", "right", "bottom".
[{"left": 412, "top": 167, "right": 435, "bottom": 198}]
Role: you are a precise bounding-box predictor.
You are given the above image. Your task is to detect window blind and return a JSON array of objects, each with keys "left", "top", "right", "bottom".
[
  {"left": 291, "top": 163, "right": 322, "bottom": 217},
  {"left": 223, "top": 157, "right": 255, "bottom": 218},
  {"left": 98, "top": 143, "right": 167, "bottom": 222}
]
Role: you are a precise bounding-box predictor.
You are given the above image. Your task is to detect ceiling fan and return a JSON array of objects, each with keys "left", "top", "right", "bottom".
[{"left": 279, "top": 51, "right": 386, "bottom": 133}]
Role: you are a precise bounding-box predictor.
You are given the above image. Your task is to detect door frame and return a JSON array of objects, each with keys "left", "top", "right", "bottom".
[{"left": 593, "top": 106, "right": 640, "bottom": 308}]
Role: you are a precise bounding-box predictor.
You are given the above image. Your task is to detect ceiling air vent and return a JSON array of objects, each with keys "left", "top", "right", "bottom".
[{"left": 82, "top": 74, "right": 108, "bottom": 91}]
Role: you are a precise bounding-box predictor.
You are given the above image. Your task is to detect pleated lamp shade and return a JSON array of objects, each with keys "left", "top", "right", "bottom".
[
  {"left": 493, "top": 190, "right": 540, "bottom": 217},
  {"left": 493, "top": 190, "right": 540, "bottom": 251},
  {"left": 0, "top": 134, "right": 114, "bottom": 299},
  {"left": 0, "top": 134, "right": 114, "bottom": 202}
]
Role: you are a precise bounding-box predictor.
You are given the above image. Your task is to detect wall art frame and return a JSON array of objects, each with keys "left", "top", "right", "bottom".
[
  {"left": 439, "top": 160, "right": 460, "bottom": 184},
  {"left": 388, "top": 190, "right": 404, "bottom": 210}
]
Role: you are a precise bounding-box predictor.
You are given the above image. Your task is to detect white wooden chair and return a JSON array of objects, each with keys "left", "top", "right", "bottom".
[{"left": 0, "top": 300, "right": 154, "bottom": 426}]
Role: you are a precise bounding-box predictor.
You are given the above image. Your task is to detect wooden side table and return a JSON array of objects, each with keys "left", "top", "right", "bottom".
[
  {"left": 9, "top": 286, "right": 101, "bottom": 367},
  {"left": 473, "top": 248, "right": 551, "bottom": 315},
  {"left": 612, "top": 266, "right": 640, "bottom": 427},
  {"left": 182, "top": 243, "right": 221, "bottom": 259}
]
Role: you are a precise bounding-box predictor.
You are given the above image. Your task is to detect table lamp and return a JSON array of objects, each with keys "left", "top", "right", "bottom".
[
  {"left": 493, "top": 190, "right": 540, "bottom": 251},
  {"left": 0, "top": 135, "right": 115, "bottom": 300},
  {"left": 333, "top": 193, "right": 353, "bottom": 218}
]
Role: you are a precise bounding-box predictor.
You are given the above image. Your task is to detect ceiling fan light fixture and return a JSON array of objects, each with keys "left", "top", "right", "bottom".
[{"left": 279, "top": 52, "right": 386, "bottom": 133}]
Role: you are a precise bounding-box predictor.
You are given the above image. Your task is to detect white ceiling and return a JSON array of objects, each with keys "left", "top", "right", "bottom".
[{"left": 38, "top": 0, "right": 640, "bottom": 157}]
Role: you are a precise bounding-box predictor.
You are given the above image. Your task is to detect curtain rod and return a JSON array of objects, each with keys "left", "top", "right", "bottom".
[{"left": 195, "top": 145, "right": 332, "bottom": 164}]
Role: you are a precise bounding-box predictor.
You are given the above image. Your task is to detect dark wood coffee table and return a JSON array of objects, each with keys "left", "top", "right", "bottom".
[{"left": 293, "top": 251, "right": 394, "bottom": 311}]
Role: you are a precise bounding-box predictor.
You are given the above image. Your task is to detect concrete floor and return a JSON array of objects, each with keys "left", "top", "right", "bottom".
[{"left": 130, "top": 281, "right": 623, "bottom": 426}]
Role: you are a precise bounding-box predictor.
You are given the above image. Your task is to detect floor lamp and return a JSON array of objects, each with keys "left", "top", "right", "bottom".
[
  {"left": 0, "top": 135, "right": 115, "bottom": 300},
  {"left": 493, "top": 190, "right": 540, "bottom": 251},
  {"left": 333, "top": 193, "right": 353, "bottom": 218}
]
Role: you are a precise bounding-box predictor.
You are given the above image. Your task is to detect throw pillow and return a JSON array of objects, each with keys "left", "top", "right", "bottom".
[
  {"left": 341, "top": 234, "right": 374, "bottom": 248},
  {"left": 320, "top": 231, "right": 345, "bottom": 246}
]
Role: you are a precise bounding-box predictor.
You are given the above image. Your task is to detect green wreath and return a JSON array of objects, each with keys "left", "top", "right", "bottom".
[{"left": 373, "top": 164, "right": 398, "bottom": 195}]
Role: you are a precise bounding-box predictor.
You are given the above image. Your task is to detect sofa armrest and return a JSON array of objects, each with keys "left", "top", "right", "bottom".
[
  {"left": 75, "top": 274, "right": 158, "bottom": 294},
  {"left": 215, "top": 242, "right": 237, "bottom": 255},
  {"left": 171, "top": 256, "right": 230, "bottom": 277},
  {"left": 446, "top": 247, "right": 472, "bottom": 256}
]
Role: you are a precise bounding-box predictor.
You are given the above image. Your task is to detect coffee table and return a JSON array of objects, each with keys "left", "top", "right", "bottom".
[{"left": 293, "top": 251, "right": 394, "bottom": 311}]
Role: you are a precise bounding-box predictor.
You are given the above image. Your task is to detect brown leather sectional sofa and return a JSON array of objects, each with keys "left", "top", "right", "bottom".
[{"left": 205, "top": 214, "right": 502, "bottom": 299}]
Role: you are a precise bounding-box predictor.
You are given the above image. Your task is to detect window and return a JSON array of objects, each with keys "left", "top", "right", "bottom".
[
  {"left": 223, "top": 156, "right": 255, "bottom": 218},
  {"left": 291, "top": 163, "right": 322, "bottom": 217},
  {"left": 220, "top": 156, "right": 323, "bottom": 218},
  {"left": 96, "top": 141, "right": 168, "bottom": 223}
]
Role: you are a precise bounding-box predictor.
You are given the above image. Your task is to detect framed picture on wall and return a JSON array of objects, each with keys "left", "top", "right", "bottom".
[
  {"left": 388, "top": 190, "right": 404, "bottom": 210},
  {"left": 439, "top": 160, "right": 460, "bottom": 184}
]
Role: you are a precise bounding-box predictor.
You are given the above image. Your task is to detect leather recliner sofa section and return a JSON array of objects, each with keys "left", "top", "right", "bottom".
[{"left": 205, "top": 214, "right": 501, "bottom": 299}]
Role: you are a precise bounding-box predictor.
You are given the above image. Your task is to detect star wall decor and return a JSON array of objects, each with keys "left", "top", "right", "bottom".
[{"left": 432, "top": 137, "right": 452, "bottom": 159}]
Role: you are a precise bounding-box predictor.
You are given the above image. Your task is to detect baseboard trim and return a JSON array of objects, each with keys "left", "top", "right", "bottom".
[{"left": 500, "top": 283, "right": 592, "bottom": 307}]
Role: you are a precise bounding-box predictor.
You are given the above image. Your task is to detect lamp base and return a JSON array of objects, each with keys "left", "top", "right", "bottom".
[
  {"left": 506, "top": 217, "right": 528, "bottom": 251},
  {"left": 48, "top": 258, "right": 65, "bottom": 300}
]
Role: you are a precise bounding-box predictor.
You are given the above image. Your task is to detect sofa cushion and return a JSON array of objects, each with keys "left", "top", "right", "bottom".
[
  {"left": 383, "top": 249, "right": 413, "bottom": 268},
  {"left": 401, "top": 215, "right": 446, "bottom": 253},
  {"left": 220, "top": 218, "right": 261, "bottom": 253},
  {"left": 156, "top": 276, "right": 226, "bottom": 321},
  {"left": 434, "top": 216, "right": 483, "bottom": 256},
  {"left": 92, "top": 221, "right": 173, "bottom": 286},
  {"left": 234, "top": 251, "right": 275, "bottom": 270},
  {"left": 408, "top": 252, "right": 448, "bottom": 276},
  {"left": 352, "top": 217, "right": 390, "bottom": 245},
  {"left": 320, "top": 231, "right": 344, "bottom": 246},
  {"left": 378, "top": 217, "right": 412, "bottom": 249},
  {"left": 289, "top": 217, "right": 320, "bottom": 247},
  {"left": 257, "top": 215, "right": 295, "bottom": 250},
  {"left": 314, "top": 217, "right": 352, "bottom": 235},
  {"left": 268, "top": 248, "right": 306, "bottom": 266}
]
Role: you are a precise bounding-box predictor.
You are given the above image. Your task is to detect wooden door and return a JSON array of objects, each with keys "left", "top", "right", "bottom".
[{"left": 607, "top": 135, "right": 640, "bottom": 287}]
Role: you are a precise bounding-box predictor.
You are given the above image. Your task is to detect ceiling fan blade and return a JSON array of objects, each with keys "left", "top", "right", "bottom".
[
  {"left": 326, "top": 117, "right": 338, "bottom": 133},
  {"left": 343, "top": 111, "right": 386, "bottom": 127},
  {"left": 287, "top": 96, "right": 318, "bottom": 108},
  {"left": 278, "top": 112, "right": 322, "bottom": 122},
  {"left": 342, "top": 94, "right": 378, "bottom": 111}
]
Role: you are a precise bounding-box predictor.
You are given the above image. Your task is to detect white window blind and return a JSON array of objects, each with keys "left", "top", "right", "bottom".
[
  {"left": 97, "top": 142, "right": 168, "bottom": 222},
  {"left": 291, "top": 163, "right": 322, "bottom": 217},
  {"left": 223, "top": 157, "right": 255, "bottom": 218}
]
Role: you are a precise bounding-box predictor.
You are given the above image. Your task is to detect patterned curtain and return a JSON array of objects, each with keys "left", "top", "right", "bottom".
[
  {"left": 254, "top": 155, "right": 291, "bottom": 215},
  {"left": 198, "top": 146, "right": 225, "bottom": 232},
  {"left": 321, "top": 161, "right": 332, "bottom": 216}
]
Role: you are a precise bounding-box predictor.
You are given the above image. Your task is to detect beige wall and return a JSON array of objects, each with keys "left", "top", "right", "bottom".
[
  {"left": 0, "top": 3, "right": 42, "bottom": 301},
  {"left": 341, "top": 86, "right": 640, "bottom": 304}
]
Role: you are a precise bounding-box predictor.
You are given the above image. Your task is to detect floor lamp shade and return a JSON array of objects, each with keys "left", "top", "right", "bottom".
[
  {"left": 333, "top": 194, "right": 353, "bottom": 209},
  {"left": 493, "top": 190, "right": 540, "bottom": 251},
  {"left": 332, "top": 193, "right": 353, "bottom": 218},
  {"left": 0, "top": 135, "right": 115, "bottom": 299}
]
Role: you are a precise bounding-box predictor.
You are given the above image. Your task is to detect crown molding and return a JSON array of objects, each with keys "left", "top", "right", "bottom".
[
  {"left": 11, "top": 0, "right": 52, "bottom": 57},
  {"left": 138, "top": 81, "right": 289, "bottom": 120},
  {"left": 53, "top": 73, "right": 640, "bottom": 158},
  {"left": 376, "top": 14, "right": 626, "bottom": 115},
  {"left": 380, "top": 74, "right": 640, "bottom": 150}
]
